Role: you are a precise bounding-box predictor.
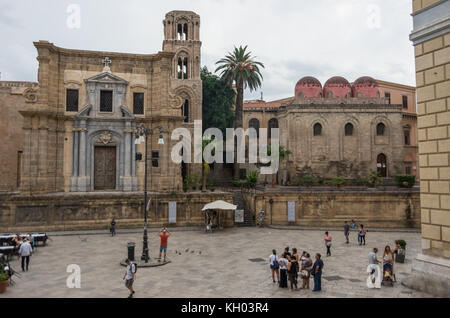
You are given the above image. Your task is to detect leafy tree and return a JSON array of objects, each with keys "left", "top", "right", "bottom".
[
  {"left": 201, "top": 67, "right": 235, "bottom": 135},
  {"left": 215, "top": 46, "right": 264, "bottom": 178}
]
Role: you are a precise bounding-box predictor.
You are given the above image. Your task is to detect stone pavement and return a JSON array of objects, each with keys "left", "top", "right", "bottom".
[{"left": 0, "top": 227, "right": 435, "bottom": 298}]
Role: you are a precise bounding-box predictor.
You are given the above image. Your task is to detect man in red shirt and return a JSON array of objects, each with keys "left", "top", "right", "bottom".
[{"left": 158, "top": 227, "right": 171, "bottom": 262}]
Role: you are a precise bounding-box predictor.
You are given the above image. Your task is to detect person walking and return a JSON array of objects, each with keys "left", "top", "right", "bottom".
[
  {"left": 158, "top": 227, "right": 171, "bottom": 262},
  {"left": 324, "top": 232, "right": 332, "bottom": 256},
  {"left": 311, "top": 253, "right": 324, "bottom": 292},
  {"left": 358, "top": 224, "right": 366, "bottom": 245},
  {"left": 269, "top": 249, "right": 280, "bottom": 284},
  {"left": 110, "top": 218, "right": 116, "bottom": 237},
  {"left": 18, "top": 238, "right": 33, "bottom": 272},
  {"left": 123, "top": 259, "right": 136, "bottom": 298},
  {"left": 278, "top": 254, "right": 289, "bottom": 288},
  {"left": 300, "top": 253, "right": 313, "bottom": 289},
  {"left": 344, "top": 221, "right": 350, "bottom": 244},
  {"left": 367, "top": 248, "right": 381, "bottom": 289}
]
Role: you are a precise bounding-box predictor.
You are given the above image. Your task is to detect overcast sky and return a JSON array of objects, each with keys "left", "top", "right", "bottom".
[{"left": 0, "top": 0, "right": 415, "bottom": 101}]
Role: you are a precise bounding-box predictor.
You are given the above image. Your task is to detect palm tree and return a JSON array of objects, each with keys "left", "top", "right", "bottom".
[{"left": 215, "top": 46, "right": 264, "bottom": 179}]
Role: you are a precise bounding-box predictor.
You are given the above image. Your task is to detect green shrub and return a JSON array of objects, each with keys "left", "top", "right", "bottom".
[
  {"left": 325, "top": 177, "right": 346, "bottom": 187},
  {"left": 245, "top": 170, "right": 259, "bottom": 188},
  {"left": 396, "top": 174, "right": 416, "bottom": 188},
  {"left": 300, "top": 175, "right": 317, "bottom": 186},
  {"left": 232, "top": 180, "right": 245, "bottom": 187},
  {"left": 367, "top": 171, "right": 381, "bottom": 187}
]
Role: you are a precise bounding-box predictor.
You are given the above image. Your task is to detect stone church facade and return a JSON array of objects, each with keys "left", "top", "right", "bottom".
[
  {"left": 0, "top": 10, "right": 202, "bottom": 194},
  {"left": 244, "top": 76, "right": 406, "bottom": 180}
]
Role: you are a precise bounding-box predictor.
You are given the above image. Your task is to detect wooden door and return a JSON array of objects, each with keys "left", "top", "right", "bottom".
[{"left": 94, "top": 146, "right": 116, "bottom": 190}]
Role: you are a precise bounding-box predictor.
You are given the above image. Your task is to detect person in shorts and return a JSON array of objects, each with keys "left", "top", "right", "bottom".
[
  {"left": 344, "top": 221, "right": 350, "bottom": 244},
  {"left": 123, "top": 259, "right": 136, "bottom": 298},
  {"left": 158, "top": 227, "right": 171, "bottom": 262}
]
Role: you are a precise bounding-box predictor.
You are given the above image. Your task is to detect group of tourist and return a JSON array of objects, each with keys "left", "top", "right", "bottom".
[
  {"left": 269, "top": 247, "right": 324, "bottom": 292},
  {"left": 268, "top": 220, "right": 403, "bottom": 293}
]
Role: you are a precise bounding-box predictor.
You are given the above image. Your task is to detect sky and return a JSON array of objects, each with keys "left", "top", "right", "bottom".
[{"left": 0, "top": 0, "right": 415, "bottom": 101}]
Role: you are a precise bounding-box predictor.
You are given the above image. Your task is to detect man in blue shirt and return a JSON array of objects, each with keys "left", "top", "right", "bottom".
[
  {"left": 312, "top": 253, "right": 324, "bottom": 292},
  {"left": 344, "top": 221, "right": 350, "bottom": 244}
]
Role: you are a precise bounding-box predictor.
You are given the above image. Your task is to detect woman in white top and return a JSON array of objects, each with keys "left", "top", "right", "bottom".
[{"left": 269, "top": 249, "right": 280, "bottom": 284}]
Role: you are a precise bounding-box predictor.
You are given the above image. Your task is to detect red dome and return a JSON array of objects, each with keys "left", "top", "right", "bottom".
[
  {"left": 295, "top": 76, "right": 323, "bottom": 98},
  {"left": 352, "top": 76, "right": 379, "bottom": 98},
  {"left": 323, "top": 76, "right": 352, "bottom": 98}
]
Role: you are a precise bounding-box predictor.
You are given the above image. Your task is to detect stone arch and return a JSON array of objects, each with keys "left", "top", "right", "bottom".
[
  {"left": 174, "top": 48, "right": 190, "bottom": 79},
  {"left": 174, "top": 86, "right": 197, "bottom": 122},
  {"left": 249, "top": 118, "right": 260, "bottom": 138},
  {"left": 371, "top": 116, "right": 391, "bottom": 137},
  {"left": 268, "top": 118, "right": 279, "bottom": 139},
  {"left": 309, "top": 117, "right": 328, "bottom": 137}
]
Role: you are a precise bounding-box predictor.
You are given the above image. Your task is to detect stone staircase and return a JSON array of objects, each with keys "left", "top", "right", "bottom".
[{"left": 233, "top": 190, "right": 254, "bottom": 227}]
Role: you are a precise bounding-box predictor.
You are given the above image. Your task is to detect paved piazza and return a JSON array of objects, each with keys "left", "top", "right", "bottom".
[{"left": 0, "top": 227, "right": 434, "bottom": 298}]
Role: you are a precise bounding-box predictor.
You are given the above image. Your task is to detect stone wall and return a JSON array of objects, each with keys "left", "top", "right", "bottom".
[
  {"left": 0, "top": 191, "right": 234, "bottom": 232},
  {"left": 411, "top": 0, "right": 450, "bottom": 258},
  {"left": 243, "top": 188, "right": 420, "bottom": 228},
  {"left": 0, "top": 82, "right": 35, "bottom": 192}
]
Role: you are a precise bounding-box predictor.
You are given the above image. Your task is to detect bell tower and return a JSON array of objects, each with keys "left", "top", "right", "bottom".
[{"left": 162, "top": 11, "right": 201, "bottom": 80}]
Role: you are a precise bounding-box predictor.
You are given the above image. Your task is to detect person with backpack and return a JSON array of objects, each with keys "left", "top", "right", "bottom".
[
  {"left": 269, "top": 249, "right": 280, "bottom": 284},
  {"left": 123, "top": 258, "right": 136, "bottom": 298}
]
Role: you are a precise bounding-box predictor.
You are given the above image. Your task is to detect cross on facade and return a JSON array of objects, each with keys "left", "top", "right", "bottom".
[{"left": 103, "top": 57, "right": 111, "bottom": 68}]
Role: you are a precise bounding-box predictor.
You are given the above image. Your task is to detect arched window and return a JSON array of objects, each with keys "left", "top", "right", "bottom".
[
  {"left": 268, "top": 118, "right": 278, "bottom": 139},
  {"left": 377, "top": 123, "right": 386, "bottom": 136},
  {"left": 249, "top": 118, "right": 260, "bottom": 138},
  {"left": 177, "top": 24, "right": 183, "bottom": 40},
  {"left": 177, "top": 57, "right": 188, "bottom": 79},
  {"left": 183, "top": 23, "right": 188, "bottom": 40},
  {"left": 183, "top": 99, "right": 189, "bottom": 123},
  {"left": 183, "top": 57, "right": 188, "bottom": 79},
  {"left": 345, "top": 123, "right": 354, "bottom": 136},
  {"left": 313, "top": 123, "right": 322, "bottom": 136},
  {"left": 404, "top": 129, "right": 411, "bottom": 145}
]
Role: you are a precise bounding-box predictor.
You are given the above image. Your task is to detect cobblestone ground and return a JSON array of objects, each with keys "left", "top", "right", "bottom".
[{"left": 0, "top": 227, "right": 434, "bottom": 298}]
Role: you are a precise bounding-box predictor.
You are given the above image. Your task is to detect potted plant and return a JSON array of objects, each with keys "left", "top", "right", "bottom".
[
  {"left": 0, "top": 269, "right": 9, "bottom": 294},
  {"left": 395, "top": 240, "right": 407, "bottom": 263}
]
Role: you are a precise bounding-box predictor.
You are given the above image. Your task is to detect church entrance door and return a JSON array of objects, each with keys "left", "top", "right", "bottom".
[
  {"left": 94, "top": 146, "right": 116, "bottom": 190},
  {"left": 377, "top": 153, "right": 387, "bottom": 178}
]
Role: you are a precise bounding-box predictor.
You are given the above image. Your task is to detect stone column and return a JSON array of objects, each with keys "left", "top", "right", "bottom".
[
  {"left": 79, "top": 128, "right": 87, "bottom": 176},
  {"left": 124, "top": 131, "right": 131, "bottom": 177},
  {"left": 72, "top": 131, "right": 79, "bottom": 177},
  {"left": 405, "top": 0, "right": 450, "bottom": 297}
]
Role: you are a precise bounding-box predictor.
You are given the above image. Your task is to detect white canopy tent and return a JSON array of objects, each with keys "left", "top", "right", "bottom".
[
  {"left": 202, "top": 200, "right": 237, "bottom": 211},
  {"left": 202, "top": 200, "right": 237, "bottom": 231}
]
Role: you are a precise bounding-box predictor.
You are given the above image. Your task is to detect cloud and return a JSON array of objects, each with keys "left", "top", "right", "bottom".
[{"left": 0, "top": 0, "right": 416, "bottom": 100}]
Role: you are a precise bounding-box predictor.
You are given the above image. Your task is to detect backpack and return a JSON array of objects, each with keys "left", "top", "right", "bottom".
[{"left": 271, "top": 256, "right": 279, "bottom": 269}]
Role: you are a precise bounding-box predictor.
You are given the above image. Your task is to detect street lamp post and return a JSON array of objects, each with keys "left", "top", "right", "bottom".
[{"left": 136, "top": 124, "right": 164, "bottom": 263}]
